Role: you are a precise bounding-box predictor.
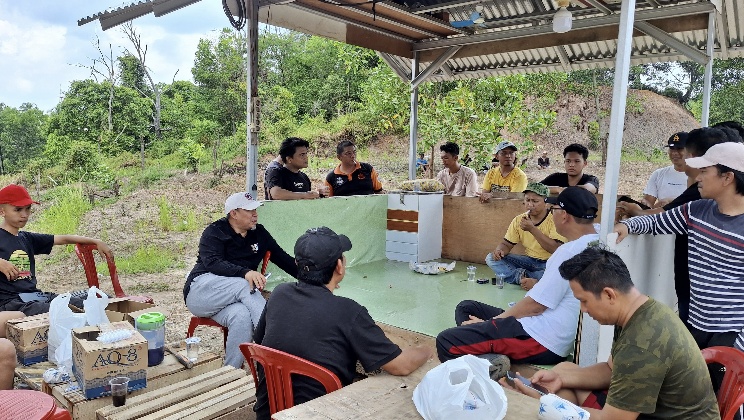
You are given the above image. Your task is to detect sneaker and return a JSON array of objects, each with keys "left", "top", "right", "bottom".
[{"left": 476, "top": 353, "right": 511, "bottom": 380}]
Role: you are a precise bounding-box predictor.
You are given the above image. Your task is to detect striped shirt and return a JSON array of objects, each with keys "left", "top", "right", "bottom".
[{"left": 621, "top": 199, "right": 744, "bottom": 351}]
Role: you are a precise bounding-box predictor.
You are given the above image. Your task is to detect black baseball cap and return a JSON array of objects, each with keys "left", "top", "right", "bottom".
[
  {"left": 294, "top": 227, "right": 352, "bottom": 272},
  {"left": 665, "top": 132, "right": 688, "bottom": 148},
  {"left": 545, "top": 187, "right": 598, "bottom": 219}
]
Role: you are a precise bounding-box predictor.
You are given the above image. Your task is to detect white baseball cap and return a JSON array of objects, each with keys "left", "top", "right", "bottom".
[
  {"left": 224, "top": 192, "right": 262, "bottom": 214},
  {"left": 686, "top": 142, "right": 744, "bottom": 172}
]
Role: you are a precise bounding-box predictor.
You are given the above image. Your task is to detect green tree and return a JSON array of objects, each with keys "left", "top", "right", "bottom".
[
  {"left": 192, "top": 29, "right": 247, "bottom": 136},
  {"left": 0, "top": 104, "right": 47, "bottom": 174}
]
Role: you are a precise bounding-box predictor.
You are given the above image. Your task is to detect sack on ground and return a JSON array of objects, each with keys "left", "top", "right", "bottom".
[
  {"left": 48, "top": 292, "right": 86, "bottom": 370},
  {"left": 83, "top": 286, "right": 109, "bottom": 326},
  {"left": 413, "top": 354, "right": 508, "bottom": 420}
]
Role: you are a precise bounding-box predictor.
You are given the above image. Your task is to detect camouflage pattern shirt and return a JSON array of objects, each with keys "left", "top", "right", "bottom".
[{"left": 607, "top": 298, "right": 720, "bottom": 419}]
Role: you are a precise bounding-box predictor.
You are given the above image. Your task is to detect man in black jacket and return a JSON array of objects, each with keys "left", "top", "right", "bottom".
[{"left": 184, "top": 192, "right": 298, "bottom": 368}]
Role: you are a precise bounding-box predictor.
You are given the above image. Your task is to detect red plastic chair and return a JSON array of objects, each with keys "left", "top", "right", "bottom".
[
  {"left": 74, "top": 243, "right": 153, "bottom": 304},
  {"left": 702, "top": 346, "right": 744, "bottom": 420},
  {"left": 0, "top": 390, "right": 72, "bottom": 419},
  {"left": 186, "top": 251, "right": 271, "bottom": 349},
  {"left": 239, "top": 342, "right": 342, "bottom": 415}
]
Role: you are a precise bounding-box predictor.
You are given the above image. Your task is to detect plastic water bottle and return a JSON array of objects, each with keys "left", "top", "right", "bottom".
[{"left": 467, "top": 266, "right": 476, "bottom": 282}]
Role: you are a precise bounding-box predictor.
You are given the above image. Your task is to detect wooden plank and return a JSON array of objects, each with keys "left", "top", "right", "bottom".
[
  {"left": 213, "top": 405, "right": 256, "bottom": 420},
  {"left": 131, "top": 378, "right": 252, "bottom": 420},
  {"left": 386, "top": 220, "right": 418, "bottom": 233},
  {"left": 51, "top": 351, "right": 222, "bottom": 420},
  {"left": 387, "top": 209, "right": 418, "bottom": 222},
  {"left": 97, "top": 367, "right": 246, "bottom": 419},
  {"left": 442, "top": 196, "right": 526, "bottom": 263}
]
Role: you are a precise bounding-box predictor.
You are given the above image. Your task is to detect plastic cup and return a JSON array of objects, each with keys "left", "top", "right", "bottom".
[
  {"left": 466, "top": 266, "right": 476, "bottom": 282},
  {"left": 185, "top": 337, "right": 201, "bottom": 362},
  {"left": 492, "top": 276, "right": 504, "bottom": 289},
  {"left": 109, "top": 376, "right": 129, "bottom": 407}
]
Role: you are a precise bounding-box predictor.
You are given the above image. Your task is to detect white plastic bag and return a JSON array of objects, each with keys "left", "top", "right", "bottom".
[
  {"left": 47, "top": 293, "right": 86, "bottom": 369},
  {"left": 83, "top": 286, "right": 109, "bottom": 326},
  {"left": 538, "top": 394, "right": 591, "bottom": 420},
  {"left": 413, "top": 355, "right": 508, "bottom": 420}
]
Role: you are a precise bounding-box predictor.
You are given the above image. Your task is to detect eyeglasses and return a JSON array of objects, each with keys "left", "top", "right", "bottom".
[{"left": 548, "top": 206, "right": 564, "bottom": 214}]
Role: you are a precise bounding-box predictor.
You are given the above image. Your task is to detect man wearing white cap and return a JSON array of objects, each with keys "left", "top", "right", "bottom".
[
  {"left": 615, "top": 141, "right": 744, "bottom": 393},
  {"left": 184, "top": 192, "right": 298, "bottom": 368},
  {"left": 478, "top": 140, "right": 528, "bottom": 203}
]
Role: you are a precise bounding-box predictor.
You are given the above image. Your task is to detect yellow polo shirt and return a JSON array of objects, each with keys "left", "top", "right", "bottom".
[
  {"left": 504, "top": 212, "right": 565, "bottom": 260},
  {"left": 482, "top": 167, "right": 528, "bottom": 193}
]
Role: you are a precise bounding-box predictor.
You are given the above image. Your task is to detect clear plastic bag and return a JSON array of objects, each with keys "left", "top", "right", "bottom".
[
  {"left": 47, "top": 293, "right": 86, "bottom": 369},
  {"left": 413, "top": 355, "right": 508, "bottom": 420}
]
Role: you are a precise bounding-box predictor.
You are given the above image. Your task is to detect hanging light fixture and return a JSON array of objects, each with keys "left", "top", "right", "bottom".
[{"left": 553, "top": 0, "right": 572, "bottom": 33}]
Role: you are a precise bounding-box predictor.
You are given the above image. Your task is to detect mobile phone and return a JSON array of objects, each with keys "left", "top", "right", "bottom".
[{"left": 506, "top": 370, "right": 549, "bottom": 396}]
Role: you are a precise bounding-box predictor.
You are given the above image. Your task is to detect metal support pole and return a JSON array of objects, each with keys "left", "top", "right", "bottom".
[
  {"left": 585, "top": 0, "right": 636, "bottom": 367},
  {"left": 246, "top": 0, "right": 260, "bottom": 196},
  {"left": 701, "top": 11, "right": 716, "bottom": 127},
  {"left": 409, "top": 52, "right": 419, "bottom": 180}
]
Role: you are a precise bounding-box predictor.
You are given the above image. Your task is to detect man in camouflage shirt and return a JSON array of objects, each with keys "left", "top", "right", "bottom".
[{"left": 510, "top": 247, "right": 719, "bottom": 420}]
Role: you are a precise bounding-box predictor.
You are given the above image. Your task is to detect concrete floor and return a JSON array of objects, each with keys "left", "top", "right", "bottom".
[{"left": 336, "top": 259, "right": 527, "bottom": 338}]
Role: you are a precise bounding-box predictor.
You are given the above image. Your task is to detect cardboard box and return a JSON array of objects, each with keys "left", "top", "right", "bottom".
[
  {"left": 6, "top": 313, "right": 50, "bottom": 365},
  {"left": 72, "top": 321, "right": 148, "bottom": 399},
  {"left": 71, "top": 297, "right": 169, "bottom": 325}
]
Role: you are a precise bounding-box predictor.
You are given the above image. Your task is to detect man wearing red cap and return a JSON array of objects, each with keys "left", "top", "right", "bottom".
[{"left": 0, "top": 184, "right": 113, "bottom": 316}]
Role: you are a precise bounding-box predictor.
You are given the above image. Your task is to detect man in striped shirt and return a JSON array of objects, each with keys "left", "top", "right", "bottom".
[{"left": 614, "top": 141, "right": 744, "bottom": 389}]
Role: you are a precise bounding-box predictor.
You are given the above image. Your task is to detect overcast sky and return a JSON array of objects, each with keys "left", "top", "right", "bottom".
[{"left": 0, "top": 0, "right": 234, "bottom": 112}]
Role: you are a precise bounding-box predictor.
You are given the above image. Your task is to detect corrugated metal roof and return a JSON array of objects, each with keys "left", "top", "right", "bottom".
[{"left": 78, "top": 0, "right": 744, "bottom": 82}]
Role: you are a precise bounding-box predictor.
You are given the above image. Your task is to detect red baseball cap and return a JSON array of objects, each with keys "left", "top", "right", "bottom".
[{"left": 0, "top": 185, "right": 39, "bottom": 206}]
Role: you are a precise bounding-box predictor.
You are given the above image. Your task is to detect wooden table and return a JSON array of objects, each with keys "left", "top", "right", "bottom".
[
  {"left": 15, "top": 343, "right": 223, "bottom": 420},
  {"left": 272, "top": 358, "right": 540, "bottom": 420}
]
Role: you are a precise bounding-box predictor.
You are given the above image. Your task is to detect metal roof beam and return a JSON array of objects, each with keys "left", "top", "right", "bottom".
[
  {"left": 290, "top": 3, "right": 416, "bottom": 42},
  {"left": 152, "top": 0, "right": 203, "bottom": 17},
  {"left": 583, "top": 0, "right": 614, "bottom": 14},
  {"left": 377, "top": 52, "right": 411, "bottom": 82},
  {"left": 412, "top": 0, "right": 482, "bottom": 14},
  {"left": 715, "top": 5, "right": 729, "bottom": 59},
  {"left": 312, "top": 0, "right": 441, "bottom": 37},
  {"left": 99, "top": 3, "right": 154, "bottom": 30},
  {"left": 555, "top": 46, "right": 573, "bottom": 71},
  {"left": 414, "top": 1, "right": 715, "bottom": 52},
  {"left": 634, "top": 20, "right": 708, "bottom": 65},
  {"left": 411, "top": 46, "right": 461, "bottom": 89}
]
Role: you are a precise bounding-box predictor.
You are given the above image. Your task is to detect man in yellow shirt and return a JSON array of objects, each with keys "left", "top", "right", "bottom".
[
  {"left": 479, "top": 140, "right": 528, "bottom": 203},
  {"left": 486, "top": 183, "right": 565, "bottom": 290}
]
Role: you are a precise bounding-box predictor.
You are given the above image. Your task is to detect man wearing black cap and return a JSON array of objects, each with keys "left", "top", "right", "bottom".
[
  {"left": 437, "top": 187, "right": 599, "bottom": 371},
  {"left": 253, "top": 227, "right": 433, "bottom": 420},
  {"left": 641, "top": 132, "right": 689, "bottom": 208}
]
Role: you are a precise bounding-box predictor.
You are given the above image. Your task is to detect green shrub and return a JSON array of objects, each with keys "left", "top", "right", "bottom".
[
  {"left": 177, "top": 139, "right": 207, "bottom": 172},
  {"left": 28, "top": 187, "right": 91, "bottom": 235},
  {"left": 157, "top": 197, "right": 173, "bottom": 232},
  {"left": 113, "top": 246, "right": 180, "bottom": 274}
]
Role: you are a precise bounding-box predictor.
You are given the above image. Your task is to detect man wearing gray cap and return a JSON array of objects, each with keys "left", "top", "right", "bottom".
[
  {"left": 253, "top": 227, "right": 432, "bottom": 420},
  {"left": 479, "top": 140, "right": 528, "bottom": 203},
  {"left": 183, "top": 192, "right": 298, "bottom": 369}
]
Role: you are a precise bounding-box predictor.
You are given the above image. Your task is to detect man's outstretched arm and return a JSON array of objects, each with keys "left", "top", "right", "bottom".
[{"left": 382, "top": 345, "right": 433, "bottom": 376}]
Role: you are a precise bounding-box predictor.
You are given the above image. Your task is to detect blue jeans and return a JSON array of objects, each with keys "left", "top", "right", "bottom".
[{"left": 485, "top": 253, "right": 547, "bottom": 285}]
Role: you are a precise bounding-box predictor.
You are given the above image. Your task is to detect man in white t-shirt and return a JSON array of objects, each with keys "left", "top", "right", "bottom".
[
  {"left": 436, "top": 187, "right": 599, "bottom": 367},
  {"left": 436, "top": 142, "right": 479, "bottom": 197},
  {"left": 642, "top": 132, "right": 689, "bottom": 208}
]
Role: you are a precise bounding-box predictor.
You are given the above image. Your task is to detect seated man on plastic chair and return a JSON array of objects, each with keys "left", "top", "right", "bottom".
[
  {"left": 0, "top": 184, "right": 113, "bottom": 316},
  {"left": 183, "top": 192, "right": 298, "bottom": 369},
  {"left": 252, "top": 227, "right": 433, "bottom": 420}
]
